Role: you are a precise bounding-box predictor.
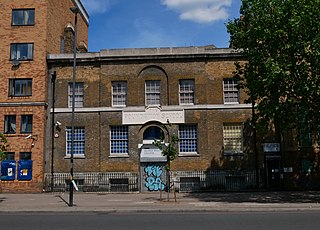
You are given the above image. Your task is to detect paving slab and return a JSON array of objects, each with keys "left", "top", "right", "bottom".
[{"left": 1, "top": 191, "right": 320, "bottom": 213}]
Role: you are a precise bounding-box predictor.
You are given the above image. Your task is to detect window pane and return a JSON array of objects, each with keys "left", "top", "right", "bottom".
[
  {"left": 10, "top": 43, "right": 34, "bottom": 60},
  {"left": 12, "top": 9, "right": 35, "bottom": 25},
  {"left": 179, "top": 80, "right": 194, "bottom": 105},
  {"left": 112, "top": 81, "right": 127, "bottom": 106},
  {"left": 223, "top": 124, "right": 243, "bottom": 153},
  {"left": 9, "top": 79, "right": 32, "bottom": 96},
  {"left": 4, "top": 152, "right": 15, "bottom": 161},
  {"left": 223, "top": 79, "right": 239, "bottom": 104},
  {"left": 20, "top": 152, "right": 31, "bottom": 161},
  {"left": 4, "top": 115, "right": 16, "bottom": 134},
  {"left": 179, "top": 125, "right": 197, "bottom": 153},
  {"left": 110, "top": 126, "right": 128, "bottom": 154},
  {"left": 68, "top": 82, "right": 84, "bottom": 107},
  {"left": 146, "top": 81, "right": 160, "bottom": 105},
  {"left": 66, "top": 127, "right": 85, "bottom": 155},
  {"left": 21, "top": 115, "right": 32, "bottom": 133}
]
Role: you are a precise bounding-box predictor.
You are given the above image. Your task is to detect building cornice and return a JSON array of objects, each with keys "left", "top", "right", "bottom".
[
  {"left": 51, "top": 104, "right": 252, "bottom": 113},
  {"left": 0, "top": 102, "right": 48, "bottom": 107},
  {"left": 47, "top": 47, "right": 243, "bottom": 64}
]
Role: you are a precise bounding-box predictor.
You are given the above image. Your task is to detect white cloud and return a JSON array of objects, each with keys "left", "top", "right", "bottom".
[
  {"left": 81, "top": 0, "right": 111, "bottom": 14},
  {"left": 161, "top": 0, "right": 232, "bottom": 23}
]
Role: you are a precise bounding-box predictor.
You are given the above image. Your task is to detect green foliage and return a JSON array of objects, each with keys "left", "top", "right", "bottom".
[
  {"left": 153, "top": 122, "right": 179, "bottom": 171},
  {"left": 0, "top": 132, "right": 9, "bottom": 161},
  {"left": 227, "top": 0, "right": 320, "bottom": 133}
]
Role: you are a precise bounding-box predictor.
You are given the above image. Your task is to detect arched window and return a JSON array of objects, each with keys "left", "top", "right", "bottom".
[{"left": 143, "top": 126, "right": 164, "bottom": 140}]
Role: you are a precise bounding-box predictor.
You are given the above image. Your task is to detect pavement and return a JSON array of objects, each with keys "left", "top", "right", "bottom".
[{"left": 1, "top": 191, "right": 320, "bottom": 213}]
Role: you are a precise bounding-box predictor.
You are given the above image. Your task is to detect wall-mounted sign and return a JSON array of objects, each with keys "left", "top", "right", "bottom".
[
  {"left": 263, "top": 143, "right": 280, "bottom": 153},
  {"left": 140, "top": 144, "right": 167, "bottom": 162},
  {"left": 123, "top": 107, "right": 184, "bottom": 125},
  {"left": 283, "top": 167, "right": 293, "bottom": 173}
]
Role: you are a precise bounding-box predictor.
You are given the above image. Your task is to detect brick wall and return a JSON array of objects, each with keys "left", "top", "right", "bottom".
[
  {"left": 49, "top": 50, "right": 255, "bottom": 175},
  {"left": 47, "top": 0, "right": 88, "bottom": 54},
  {"left": 0, "top": 0, "right": 89, "bottom": 192}
]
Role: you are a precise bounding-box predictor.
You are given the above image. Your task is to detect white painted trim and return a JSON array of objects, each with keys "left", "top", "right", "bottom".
[
  {"left": 64, "top": 154, "right": 85, "bottom": 159},
  {"left": 178, "top": 153, "right": 200, "bottom": 157},
  {"left": 0, "top": 102, "right": 47, "bottom": 107},
  {"left": 109, "top": 154, "right": 130, "bottom": 158},
  {"left": 51, "top": 104, "right": 252, "bottom": 113}
]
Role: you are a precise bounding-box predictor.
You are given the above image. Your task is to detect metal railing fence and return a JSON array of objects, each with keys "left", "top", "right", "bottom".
[
  {"left": 44, "top": 170, "right": 256, "bottom": 192},
  {"left": 44, "top": 172, "right": 139, "bottom": 192},
  {"left": 172, "top": 170, "right": 256, "bottom": 192}
]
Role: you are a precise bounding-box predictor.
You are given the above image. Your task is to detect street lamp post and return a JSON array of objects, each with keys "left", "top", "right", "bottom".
[
  {"left": 69, "top": 6, "right": 79, "bottom": 207},
  {"left": 252, "top": 99, "right": 259, "bottom": 189},
  {"left": 51, "top": 71, "right": 56, "bottom": 192}
]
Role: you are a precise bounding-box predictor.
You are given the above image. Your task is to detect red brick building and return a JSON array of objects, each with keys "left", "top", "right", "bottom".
[{"left": 0, "top": 0, "right": 88, "bottom": 192}]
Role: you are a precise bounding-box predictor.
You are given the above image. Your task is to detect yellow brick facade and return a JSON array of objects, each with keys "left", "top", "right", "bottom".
[{"left": 47, "top": 47, "right": 258, "bottom": 192}]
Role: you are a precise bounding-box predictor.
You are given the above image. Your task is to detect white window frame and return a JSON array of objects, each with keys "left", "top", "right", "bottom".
[
  {"left": 68, "top": 82, "right": 84, "bottom": 108},
  {"left": 110, "top": 126, "right": 129, "bottom": 156},
  {"left": 223, "top": 123, "right": 243, "bottom": 155},
  {"left": 65, "top": 127, "right": 85, "bottom": 158},
  {"left": 112, "top": 81, "right": 127, "bottom": 107},
  {"left": 178, "top": 124, "right": 198, "bottom": 155},
  {"left": 179, "top": 79, "right": 195, "bottom": 105},
  {"left": 223, "top": 79, "right": 239, "bottom": 104},
  {"left": 145, "top": 80, "right": 160, "bottom": 106}
]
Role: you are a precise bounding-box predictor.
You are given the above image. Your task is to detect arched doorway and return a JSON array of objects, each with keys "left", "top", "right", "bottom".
[
  {"left": 143, "top": 126, "right": 164, "bottom": 140},
  {"left": 140, "top": 125, "right": 167, "bottom": 192}
]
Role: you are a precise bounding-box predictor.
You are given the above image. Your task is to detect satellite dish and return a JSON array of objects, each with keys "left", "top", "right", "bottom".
[{"left": 10, "top": 60, "right": 20, "bottom": 67}]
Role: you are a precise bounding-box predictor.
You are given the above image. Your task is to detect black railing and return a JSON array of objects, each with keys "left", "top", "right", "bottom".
[
  {"left": 44, "top": 172, "right": 139, "bottom": 192},
  {"left": 173, "top": 170, "right": 256, "bottom": 192},
  {"left": 44, "top": 170, "right": 256, "bottom": 193}
]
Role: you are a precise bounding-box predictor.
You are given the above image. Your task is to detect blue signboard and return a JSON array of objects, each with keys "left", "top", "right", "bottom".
[
  {"left": 1, "top": 160, "right": 16, "bottom": 181},
  {"left": 17, "top": 160, "right": 32, "bottom": 181}
]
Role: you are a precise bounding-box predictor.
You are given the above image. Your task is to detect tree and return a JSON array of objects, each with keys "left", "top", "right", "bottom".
[
  {"left": 153, "top": 121, "right": 179, "bottom": 195},
  {"left": 227, "top": 0, "right": 320, "bottom": 146},
  {"left": 0, "top": 132, "right": 9, "bottom": 192},
  {"left": 0, "top": 132, "right": 9, "bottom": 161}
]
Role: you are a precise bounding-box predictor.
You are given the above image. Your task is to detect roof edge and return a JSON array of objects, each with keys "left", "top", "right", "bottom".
[{"left": 72, "top": 0, "right": 89, "bottom": 25}]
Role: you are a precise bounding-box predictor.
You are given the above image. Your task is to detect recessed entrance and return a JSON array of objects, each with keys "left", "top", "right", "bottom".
[
  {"left": 265, "top": 156, "right": 282, "bottom": 190},
  {"left": 140, "top": 125, "right": 167, "bottom": 192}
]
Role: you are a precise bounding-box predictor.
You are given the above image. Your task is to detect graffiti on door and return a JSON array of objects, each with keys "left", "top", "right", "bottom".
[{"left": 144, "top": 164, "right": 165, "bottom": 191}]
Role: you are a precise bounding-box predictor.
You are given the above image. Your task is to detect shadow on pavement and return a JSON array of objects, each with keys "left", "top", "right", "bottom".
[
  {"left": 56, "top": 195, "right": 71, "bottom": 207},
  {"left": 182, "top": 191, "right": 320, "bottom": 203}
]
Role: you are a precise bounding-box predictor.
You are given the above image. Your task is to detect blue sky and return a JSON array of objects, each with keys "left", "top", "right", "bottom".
[{"left": 81, "top": 0, "right": 242, "bottom": 52}]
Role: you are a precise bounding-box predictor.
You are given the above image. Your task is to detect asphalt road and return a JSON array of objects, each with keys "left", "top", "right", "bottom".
[{"left": 1, "top": 211, "right": 320, "bottom": 230}]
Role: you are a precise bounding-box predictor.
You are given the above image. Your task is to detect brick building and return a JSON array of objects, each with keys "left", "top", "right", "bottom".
[
  {"left": 46, "top": 46, "right": 261, "bottom": 192},
  {"left": 0, "top": 0, "right": 88, "bottom": 192},
  {"left": 2, "top": 1, "right": 315, "bottom": 193}
]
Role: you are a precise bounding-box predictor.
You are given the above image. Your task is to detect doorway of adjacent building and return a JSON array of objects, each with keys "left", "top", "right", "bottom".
[{"left": 265, "top": 156, "right": 281, "bottom": 190}]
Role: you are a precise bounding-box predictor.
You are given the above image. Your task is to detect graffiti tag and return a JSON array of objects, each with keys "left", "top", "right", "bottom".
[{"left": 145, "top": 165, "right": 165, "bottom": 191}]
